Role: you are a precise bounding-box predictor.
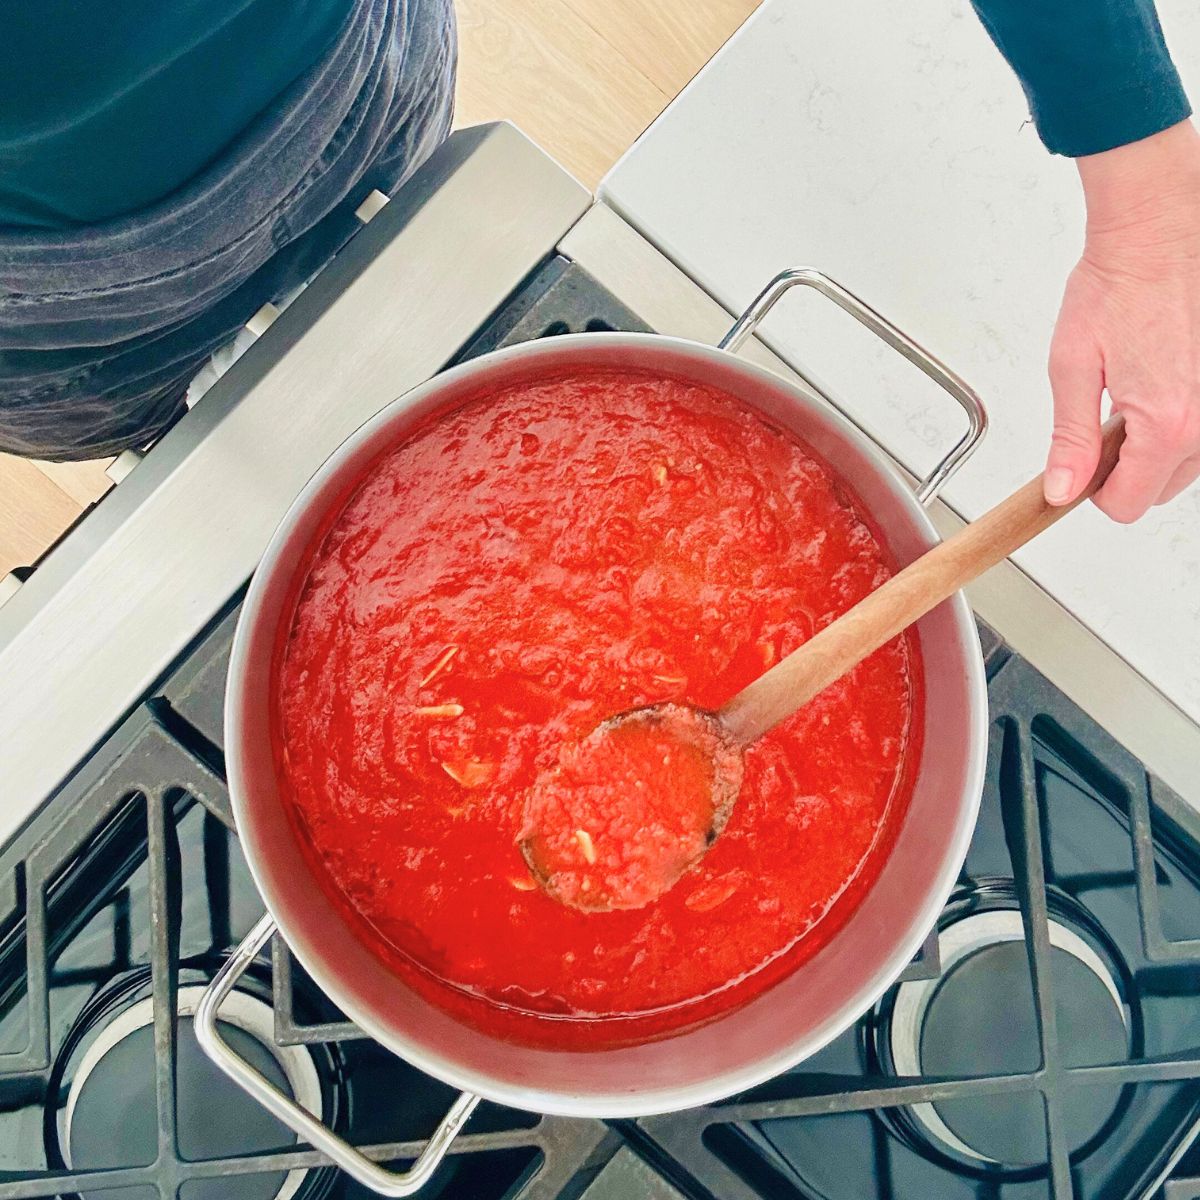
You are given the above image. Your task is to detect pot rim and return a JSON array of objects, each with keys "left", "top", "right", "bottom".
[{"left": 225, "top": 330, "right": 988, "bottom": 1117}]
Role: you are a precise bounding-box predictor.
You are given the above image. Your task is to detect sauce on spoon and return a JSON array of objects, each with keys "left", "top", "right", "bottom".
[{"left": 520, "top": 705, "right": 742, "bottom": 911}]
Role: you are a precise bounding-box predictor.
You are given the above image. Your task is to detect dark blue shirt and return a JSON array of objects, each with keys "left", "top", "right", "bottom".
[
  {"left": 0, "top": 1, "right": 1190, "bottom": 231},
  {"left": 0, "top": 0, "right": 354, "bottom": 229},
  {"left": 972, "top": 0, "right": 1192, "bottom": 156}
]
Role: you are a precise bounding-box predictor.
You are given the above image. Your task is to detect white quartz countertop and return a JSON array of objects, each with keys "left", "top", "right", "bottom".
[{"left": 601, "top": 0, "right": 1200, "bottom": 725}]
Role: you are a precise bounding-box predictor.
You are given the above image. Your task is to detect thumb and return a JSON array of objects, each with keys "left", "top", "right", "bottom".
[{"left": 1045, "top": 336, "right": 1104, "bottom": 505}]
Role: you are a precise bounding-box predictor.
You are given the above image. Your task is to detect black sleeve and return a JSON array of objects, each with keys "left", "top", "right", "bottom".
[{"left": 970, "top": 0, "right": 1191, "bottom": 156}]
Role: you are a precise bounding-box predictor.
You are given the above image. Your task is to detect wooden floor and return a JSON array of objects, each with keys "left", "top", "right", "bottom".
[{"left": 0, "top": 1, "right": 757, "bottom": 579}]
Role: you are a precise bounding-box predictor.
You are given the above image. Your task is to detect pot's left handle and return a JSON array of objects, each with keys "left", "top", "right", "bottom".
[
  {"left": 719, "top": 268, "right": 987, "bottom": 506},
  {"left": 196, "top": 914, "right": 481, "bottom": 1197}
]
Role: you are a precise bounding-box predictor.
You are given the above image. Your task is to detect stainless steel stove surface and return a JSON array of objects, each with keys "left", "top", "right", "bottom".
[{"left": 3, "top": 124, "right": 1200, "bottom": 1200}]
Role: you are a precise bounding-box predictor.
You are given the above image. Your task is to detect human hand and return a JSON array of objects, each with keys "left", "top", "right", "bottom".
[{"left": 1046, "top": 120, "right": 1200, "bottom": 522}]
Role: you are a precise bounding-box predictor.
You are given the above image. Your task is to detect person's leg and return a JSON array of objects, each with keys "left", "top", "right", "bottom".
[
  {"left": 0, "top": 0, "right": 457, "bottom": 462},
  {"left": 185, "top": 0, "right": 457, "bottom": 411}
]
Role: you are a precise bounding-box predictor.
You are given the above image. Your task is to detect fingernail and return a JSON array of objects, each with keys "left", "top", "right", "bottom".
[{"left": 1044, "top": 467, "right": 1075, "bottom": 505}]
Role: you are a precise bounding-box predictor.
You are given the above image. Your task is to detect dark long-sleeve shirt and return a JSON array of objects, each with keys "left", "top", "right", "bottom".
[
  {"left": 0, "top": 0, "right": 353, "bottom": 229},
  {"left": 0, "top": 1, "right": 1191, "bottom": 232},
  {"left": 972, "top": 0, "right": 1192, "bottom": 156}
]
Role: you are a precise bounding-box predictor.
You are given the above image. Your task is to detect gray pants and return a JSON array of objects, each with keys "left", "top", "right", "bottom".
[{"left": 0, "top": 0, "right": 456, "bottom": 461}]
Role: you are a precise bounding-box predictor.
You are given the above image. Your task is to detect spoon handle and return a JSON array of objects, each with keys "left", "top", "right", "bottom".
[{"left": 720, "top": 414, "right": 1126, "bottom": 746}]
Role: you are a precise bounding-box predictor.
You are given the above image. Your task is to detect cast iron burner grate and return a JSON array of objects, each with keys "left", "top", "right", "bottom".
[
  {"left": 2, "top": 258, "right": 1200, "bottom": 1200},
  {"left": 626, "top": 641, "right": 1200, "bottom": 1200},
  {"left": 0, "top": 698, "right": 647, "bottom": 1200}
]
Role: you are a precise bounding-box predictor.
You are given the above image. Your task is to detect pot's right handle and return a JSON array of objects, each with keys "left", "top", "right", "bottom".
[
  {"left": 196, "top": 914, "right": 480, "bottom": 1197},
  {"left": 719, "top": 268, "right": 988, "bottom": 506}
]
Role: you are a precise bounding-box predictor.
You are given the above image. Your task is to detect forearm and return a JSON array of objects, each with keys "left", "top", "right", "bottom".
[
  {"left": 1076, "top": 120, "right": 1200, "bottom": 240},
  {"left": 970, "top": 0, "right": 1191, "bottom": 156},
  {"left": 971, "top": 1, "right": 1200, "bottom": 521}
]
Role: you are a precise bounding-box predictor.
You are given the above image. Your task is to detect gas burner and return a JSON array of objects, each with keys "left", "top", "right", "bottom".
[
  {"left": 47, "top": 970, "right": 340, "bottom": 1200},
  {"left": 879, "top": 896, "right": 1135, "bottom": 1171}
]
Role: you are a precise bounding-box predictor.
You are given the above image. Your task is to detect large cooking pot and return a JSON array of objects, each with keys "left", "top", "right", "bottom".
[{"left": 197, "top": 269, "right": 989, "bottom": 1196}]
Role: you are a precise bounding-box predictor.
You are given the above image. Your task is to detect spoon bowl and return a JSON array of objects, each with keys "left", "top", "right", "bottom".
[{"left": 518, "top": 704, "right": 743, "bottom": 912}]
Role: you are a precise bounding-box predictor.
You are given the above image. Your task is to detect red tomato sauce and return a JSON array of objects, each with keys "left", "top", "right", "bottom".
[
  {"left": 520, "top": 704, "right": 742, "bottom": 913},
  {"left": 274, "top": 368, "right": 922, "bottom": 1048}
]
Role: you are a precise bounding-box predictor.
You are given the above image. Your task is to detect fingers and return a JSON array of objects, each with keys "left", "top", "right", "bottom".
[
  {"left": 1045, "top": 334, "right": 1104, "bottom": 505},
  {"left": 1093, "top": 409, "right": 1186, "bottom": 522},
  {"left": 1157, "top": 451, "right": 1200, "bottom": 505}
]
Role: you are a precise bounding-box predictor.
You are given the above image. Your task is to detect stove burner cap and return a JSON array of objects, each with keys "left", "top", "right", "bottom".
[
  {"left": 63, "top": 984, "right": 322, "bottom": 1200},
  {"left": 889, "top": 909, "right": 1129, "bottom": 1168}
]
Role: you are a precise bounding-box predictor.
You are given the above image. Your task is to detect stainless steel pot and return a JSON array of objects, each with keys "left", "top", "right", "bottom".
[{"left": 197, "top": 269, "right": 990, "bottom": 1196}]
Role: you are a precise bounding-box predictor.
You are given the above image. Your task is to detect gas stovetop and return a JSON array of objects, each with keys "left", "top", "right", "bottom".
[{"left": 3, "top": 124, "right": 1200, "bottom": 1200}]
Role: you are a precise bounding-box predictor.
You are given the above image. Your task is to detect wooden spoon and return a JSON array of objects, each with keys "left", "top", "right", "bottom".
[{"left": 521, "top": 416, "right": 1126, "bottom": 912}]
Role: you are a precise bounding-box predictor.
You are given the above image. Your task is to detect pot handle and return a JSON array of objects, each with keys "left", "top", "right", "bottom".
[
  {"left": 719, "top": 268, "right": 987, "bottom": 505},
  {"left": 196, "top": 914, "right": 481, "bottom": 1197}
]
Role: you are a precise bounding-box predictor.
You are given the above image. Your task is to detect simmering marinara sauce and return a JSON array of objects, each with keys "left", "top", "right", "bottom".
[{"left": 275, "top": 368, "right": 922, "bottom": 1047}]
